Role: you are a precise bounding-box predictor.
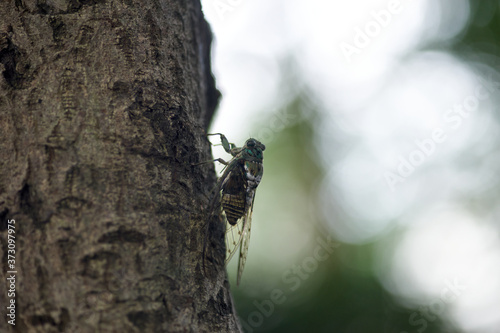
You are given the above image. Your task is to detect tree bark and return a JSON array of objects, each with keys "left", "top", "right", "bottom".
[{"left": 0, "top": 0, "right": 240, "bottom": 332}]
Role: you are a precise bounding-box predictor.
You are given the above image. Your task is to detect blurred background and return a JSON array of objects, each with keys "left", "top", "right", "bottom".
[{"left": 200, "top": 0, "right": 500, "bottom": 332}]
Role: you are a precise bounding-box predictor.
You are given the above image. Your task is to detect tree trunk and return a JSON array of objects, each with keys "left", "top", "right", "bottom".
[{"left": 0, "top": 1, "right": 239, "bottom": 332}]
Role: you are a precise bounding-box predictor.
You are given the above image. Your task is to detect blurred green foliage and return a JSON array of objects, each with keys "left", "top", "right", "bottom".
[
  {"left": 228, "top": 1, "right": 500, "bottom": 332},
  {"left": 454, "top": 0, "right": 500, "bottom": 52},
  {"left": 232, "top": 96, "right": 448, "bottom": 333}
]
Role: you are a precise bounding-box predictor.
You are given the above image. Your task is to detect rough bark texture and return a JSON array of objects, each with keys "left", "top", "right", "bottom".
[{"left": 0, "top": 0, "right": 240, "bottom": 332}]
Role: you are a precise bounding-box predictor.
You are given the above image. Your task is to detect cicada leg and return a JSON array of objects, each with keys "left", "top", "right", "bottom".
[
  {"left": 193, "top": 133, "right": 236, "bottom": 166},
  {"left": 207, "top": 133, "right": 236, "bottom": 153},
  {"left": 191, "top": 158, "right": 229, "bottom": 167}
]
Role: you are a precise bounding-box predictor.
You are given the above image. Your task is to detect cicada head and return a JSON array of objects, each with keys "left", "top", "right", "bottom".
[{"left": 242, "top": 138, "right": 265, "bottom": 161}]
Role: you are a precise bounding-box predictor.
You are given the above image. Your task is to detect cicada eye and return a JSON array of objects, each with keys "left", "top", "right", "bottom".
[
  {"left": 261, "top": 144, "right": 266, "bottom": 151},
  {"left": 246, "top": 139, "right": 256, "bottom": 147}
]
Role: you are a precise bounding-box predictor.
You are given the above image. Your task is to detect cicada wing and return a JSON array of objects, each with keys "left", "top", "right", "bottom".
[
  {"left": 205, "top": 158, "right": 239, "bottom": 224},
  {"left": 205, "top": 157, "right": 246, "bottom": 272},
  {"left": 224, "top": 217, "right": 246, "bottom": 265},
  {"left": 236, "top": 211, "right": 252, "bottom": 285},
  {"left": 202, "top": 161, "right": 236, "bottom": 275},
  {"left": 236, "top": 192, "right": 256, "bottom": 285}
]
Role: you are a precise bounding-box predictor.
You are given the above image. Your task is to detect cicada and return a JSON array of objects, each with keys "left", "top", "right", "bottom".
[{"left": 205, "top": 133, "right": 265, "bottom": 285}]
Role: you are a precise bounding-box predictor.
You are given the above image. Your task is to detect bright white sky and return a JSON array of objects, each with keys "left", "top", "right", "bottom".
[{"left": 201, "top": 0, "right": 500, "bottom": 331}]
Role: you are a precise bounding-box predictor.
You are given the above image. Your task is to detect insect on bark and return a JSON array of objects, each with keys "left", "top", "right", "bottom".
[{"left": 203, "top": 133, "right": 265, "bottom": 285}]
